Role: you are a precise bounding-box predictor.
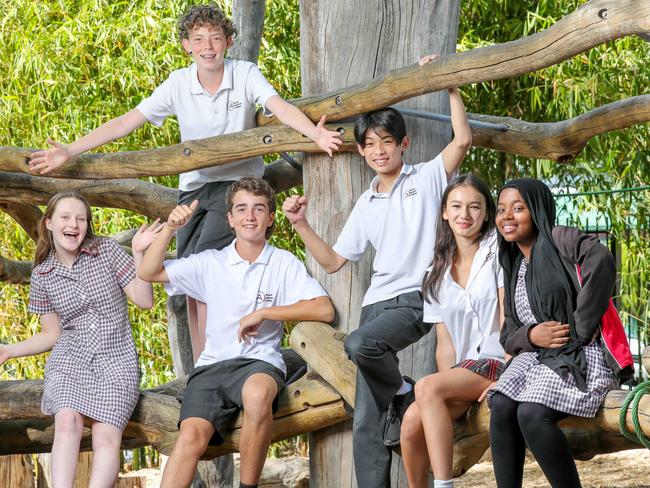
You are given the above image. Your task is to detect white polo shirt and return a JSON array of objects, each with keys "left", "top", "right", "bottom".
[
  {"left": 136, "top": 59, "right": 279, "bottom": 191},
  {"left": 333, "top": 155, "right": 449, "bottom": 307},
  {"left": 423, "top": 231, "right": 505, "bottom": 363},
  {"left": 163, "top": 240, "right": 327, "bottom": 374}
]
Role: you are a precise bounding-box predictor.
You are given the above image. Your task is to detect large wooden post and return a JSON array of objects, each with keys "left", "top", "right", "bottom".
[{"left": 300, "top": 1, "right": 461, "bottom": 486}]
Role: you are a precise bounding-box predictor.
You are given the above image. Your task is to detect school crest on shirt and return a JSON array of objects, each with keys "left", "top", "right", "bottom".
[
  {"left": 404, "top": 188, "right": 417, "bottom": 199},
  {"left": 228, "top": 100, "right": 243, "bottom": 111},
  {"left": 256, "top": 292, "right": 274, "bottom": 304}
]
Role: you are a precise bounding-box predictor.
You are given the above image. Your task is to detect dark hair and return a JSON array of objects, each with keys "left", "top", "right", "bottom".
[
  {"left": 226, "top": 177, "right": 276, "bottom": 238},
  {"left": 422, "top": 174, "right": 496, "bottom": 303},
  {"left": 177, "top": 4, "right": 237, "bottom": 41},
  {"left": 34, "top": 192, "right": 95, "bottom": 268},
  {"left": 353, "top": 108, "right": 407, "bottom": 147}
]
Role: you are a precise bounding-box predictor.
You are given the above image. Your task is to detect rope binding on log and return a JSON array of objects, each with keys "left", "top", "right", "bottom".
[{"left": 618, "top": 380, "right": 650, "bottom": 449}]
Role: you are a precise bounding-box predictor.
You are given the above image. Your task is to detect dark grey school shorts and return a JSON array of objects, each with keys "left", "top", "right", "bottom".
[
  {"left": 176, "top": 180, "right": 236, "bottom": 258},
  {"left": 178, "top": 357, "right": 286, "bottom": 445}
]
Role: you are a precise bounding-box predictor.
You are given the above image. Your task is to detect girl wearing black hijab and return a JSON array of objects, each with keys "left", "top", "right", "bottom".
[{"left": 488, "top": 178, "right": 633, "bottom": 488}]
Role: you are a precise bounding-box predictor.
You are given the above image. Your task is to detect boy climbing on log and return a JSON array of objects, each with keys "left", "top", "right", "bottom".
[
  {"left": 27, "top": 3, "right": 341, "bottom": 362},
  {"left": 282, "top": 55, "right": 472, "bottom": 488},
  {"left": 138, "top": 177, "right": 334, "bottom": 488}
]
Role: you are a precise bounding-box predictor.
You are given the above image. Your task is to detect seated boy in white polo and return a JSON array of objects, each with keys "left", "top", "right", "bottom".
[
  {"left": 282, "top": 85, "right": 472, "bottom": 487},
  {"left": 139, "top": 177, "right": 334, "bottom": 488}
]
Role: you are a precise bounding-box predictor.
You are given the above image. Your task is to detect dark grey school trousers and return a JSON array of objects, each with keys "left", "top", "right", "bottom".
[{"left": 344, "top": 290, "right": 432, "bottom": 488}]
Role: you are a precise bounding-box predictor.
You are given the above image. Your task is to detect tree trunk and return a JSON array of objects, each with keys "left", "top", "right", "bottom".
[
  {"left": 229, "top": 0, "right": 266, "bottom": 63},
  {"left": 300, "top": 1, "right": 460, "bottom": 486},
  {"left": 0, "top": 455, "right": 33, "bottom": 488}
]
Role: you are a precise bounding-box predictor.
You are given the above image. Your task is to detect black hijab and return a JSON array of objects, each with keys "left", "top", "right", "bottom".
[{"left": 497, "top": 178, "right": 588, "bottom": 391}]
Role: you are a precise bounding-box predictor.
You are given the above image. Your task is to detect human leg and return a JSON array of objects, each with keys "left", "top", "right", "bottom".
[
  {"left": 517, "top": 402, "right": 580, "bottom": 488},
  {"left": 52, "top": 408, "right": 84, "bottom": 488},
  {"left": 160, "top": 417, "right": 215, "bottom": 488},
  {"left": 400, "top": 402, "right": 430, "bottom": 488},
  {"left": 88, "top": 421, "right": 122, "bottom": 488},
  {"left": 344, "top": 292, "right": 430, "bottom": 487},
  {"left": 416, "top": 368, "right": 491, "bottom": 481},
  {"left": 239, "top": 373, "right": 279, "bottom": 485},
  {"left": 489, "top": 392, "right": 526, "bottom": 488}
]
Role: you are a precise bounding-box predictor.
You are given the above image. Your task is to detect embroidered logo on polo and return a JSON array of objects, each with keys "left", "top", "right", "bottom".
[
  {"left": 256, "top": 292, "right": 274, "bottom": 304},
  {"left": 404, "top": 188, "right": 418, "bottom": 199},
  {"left": 228, "top": 100, "right": 243, "bottom": 111}
]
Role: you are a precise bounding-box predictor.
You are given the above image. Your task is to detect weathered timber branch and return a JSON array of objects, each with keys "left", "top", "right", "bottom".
[
  {"left": 1, "top": 94, "right": 646, "bottom": 184},
  {"left": 0, "top": 373, "right": 349, "bottom": 457},
  {"left": 0, "top": 202, "right": 42, "bottom": 241},
  {"left": 0, "top": 254, "right": 32, "bottom": 284},
  {"left": 470, "top": 94, "right": 650, "bottom": 162},
  {"left": 644, "top": 346, "right": 649, "bottom": 374},
  {"left": 0, "top": 172, "right": 176, "bottom": 219},
  {"left": 0, "top": 158, "right": 302, "bottom": 214},
  {"left": 290, "top": 322, "right": 649, "bottom": 476},
  {"left": 0, "top": 123, "right": 356, "bottom": 179},
  {"left": 257, "top": 0, "right": 650, "bottom": 125}
]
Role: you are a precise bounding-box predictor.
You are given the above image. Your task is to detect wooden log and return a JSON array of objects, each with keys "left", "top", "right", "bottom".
[
  {"left": 0, "top": 172, "right": 176, "bottom": 219},
  {"left": 229, "top": 0, "right": 266, "bottom": 63},
  {"left": 0, "top": 202, "right": 41, "bottom": 241},
  {"left": 258, "top": 0, "right": 650, "bottom": 126},
  {"left": 289, "top": 322, "right": 356, "bottom": 407},
  {"left": 0, "top": 157, "right": 302, "bottom": 217},
  {"left": 0, "top": 254, "right": 32, "bottom": 284},
  {"left": 0, "top": 372, "right": 349, "bottom": 457},
  {"left": 469, "top": 94, "right": 650, "bottom": 162},
  {"left": 0, "top": 122, "right": 356, "bottom": 180},
  {"left": 643, "top": 345, "right": 649, "bottom": 375},
  {"left": 0, "top": 455, "right": 33, "bottom": 488}
]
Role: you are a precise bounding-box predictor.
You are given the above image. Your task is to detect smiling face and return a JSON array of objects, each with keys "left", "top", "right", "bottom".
[
  {"left": 496, "top": 188, "right": 537, "bottom": 246},
  {"left": 443, "top": 184, "right": 488, "bottom": 241},
  {"left": 227, "top": 190, "right": 275, "bottom": 245},
  {"left": 357, "top": 128, "right": 409, "bottom": 180},
  {"left": 45, "top": 197, "right": 89, "bottom": 258},
  {"left": 182, "top": 25, "right": 232, "bottom": 72}
]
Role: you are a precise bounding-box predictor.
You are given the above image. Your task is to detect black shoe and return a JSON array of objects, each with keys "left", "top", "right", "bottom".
[{"left": 383, "top": 376, "right": 415, "bottom": 447}]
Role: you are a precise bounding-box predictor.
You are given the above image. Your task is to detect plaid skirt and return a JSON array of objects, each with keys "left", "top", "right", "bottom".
[
  {"left": 453, "top": 358, "right": 505, "bottom": 381},
  {"left": 488, "top": 342, "right": 616, "bottom": 417}
]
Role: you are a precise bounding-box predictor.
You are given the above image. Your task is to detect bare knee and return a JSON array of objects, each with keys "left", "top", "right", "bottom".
[
  {"left": 54, "top": 409, "right": 84, "bottom": 438},
  {"left": 414, "top": 375, "right": 444, "bottom": 404},
  {"left": 177, "top": 419, "right": 213, "bottom": 455},
  {"left": 241, "top": 376, "right": 277, "bottom": 425},
  {"left": 400, "top": 404, "right": 423, "bottom": 444}
]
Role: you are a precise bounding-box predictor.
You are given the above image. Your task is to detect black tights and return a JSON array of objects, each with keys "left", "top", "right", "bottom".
[{"left": 489, "top": 392, "right": 581, "bottom": 488}]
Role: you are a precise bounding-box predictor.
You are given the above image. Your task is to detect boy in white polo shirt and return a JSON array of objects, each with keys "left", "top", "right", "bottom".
[
  {"left": 139, "top": 177, "right": 334, "bottom": 488},
  {"left": 28, "top": 4, "right": 341, "bottom": 359},
  {"left": 283, "top": 84, "right": 472, "bottom": 487}
]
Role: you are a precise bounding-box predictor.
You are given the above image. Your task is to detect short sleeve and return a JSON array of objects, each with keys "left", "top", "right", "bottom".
[
  {"left": 163, "top": 252, "right": 208, "bottom": 301},
  {"left": 245, "top": 64, "right": 279, "bottom": 114},
  {"left": 105, "top": 239, "right": 136, "bottom": 288},
  {"left": 278, "top": 254, "right": 327, "bottom": 306},
  {"left": 423, "top": 297, "right": 444, "bottom": 324},
  {"left": 413, "top": 153, "right": 449, "bottom": 201},
  {"left": 27, "top": 272, "right": 55, "bottom": 315},
  {"left": 332, "top": 200, "right": 369, "bottom": 262},
  {"left": 136, "top": 75, "right": 176, "bottom": 127}
]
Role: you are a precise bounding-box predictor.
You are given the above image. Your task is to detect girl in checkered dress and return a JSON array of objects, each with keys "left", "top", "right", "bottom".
[
  {"left": 488, "top": 179, "right": 632, "bottom": 488},
  {"left": 400, "top": 175, "right": 507, "bottom": 488},
  {"left": 0, "top": 192, "right": 162, "bottom": 487}
]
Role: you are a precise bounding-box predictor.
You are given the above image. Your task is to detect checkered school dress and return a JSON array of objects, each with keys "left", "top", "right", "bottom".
[
  {"left": 490, "top": 259, "right": 616, "bottom": 417},
  {"left": 28, "top": 238, "right": 140, "bottom": 430}
]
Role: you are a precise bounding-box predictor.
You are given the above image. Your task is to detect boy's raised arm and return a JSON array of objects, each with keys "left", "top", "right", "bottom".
[
  {"left": 282, "top": 195, "right": 347, "bottom": 274},
  {"left": 265, "top": 96, "right": 342, "bottom": 157},
  {"left": 28, "top": 108, "right": 149, "bottom": 175},
  {"left": 440, "top": 87, "right": 472, "bottom": 177},
  {"left": 139, "top": 200, "right": 199, "bottom": 283}
]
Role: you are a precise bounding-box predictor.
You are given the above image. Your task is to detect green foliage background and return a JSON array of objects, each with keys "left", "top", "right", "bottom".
[{"left": 0, "top": 0, "right": 647, "bottom": 429}]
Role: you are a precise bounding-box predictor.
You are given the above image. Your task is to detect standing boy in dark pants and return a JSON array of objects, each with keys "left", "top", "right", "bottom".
[{"left": 283, "top": 79, "right": 471, "bottom": 486}]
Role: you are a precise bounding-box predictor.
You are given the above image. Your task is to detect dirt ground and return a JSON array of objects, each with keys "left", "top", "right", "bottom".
[
  {"left": 456, "top": 449, "right": 650, "bottom": 488},
  {"left": 126, "top": 449, "right": 650, "bottom": 487}
]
